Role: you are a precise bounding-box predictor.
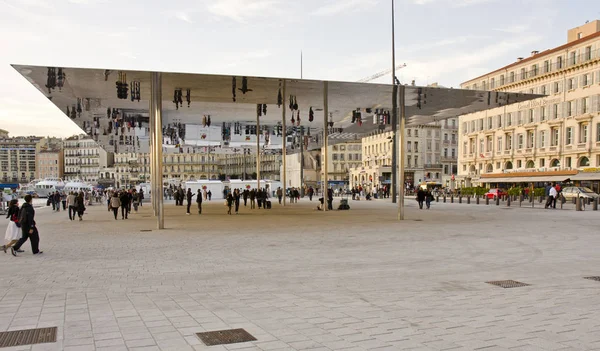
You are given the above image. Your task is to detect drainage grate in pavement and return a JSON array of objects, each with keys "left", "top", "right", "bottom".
[
  {"left": 140, "top": 229, "right": 152, "bottom": 232},
  {"left": 584, "top": 276, "right": 600, "bottom": 282},
  {"left": 197, "top": 328, "right": 257, "bottom": 346},
  {"left": 486, "top": 280, "right": 530, "bottom": 288},
  {"left": 0, "top": 327, "right": 57, "bottom": 348}
]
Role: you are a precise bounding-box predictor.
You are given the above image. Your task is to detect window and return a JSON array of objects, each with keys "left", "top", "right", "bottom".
[
  {"left": 443, "top": 148, "right": 448, "bottom": 157},
  {"left": 557, "top": 56, "right": 563, "bottom": 69},
  {"left": 507, "top": 113, "right": 512, "bottom": 126},
  {"left": 414, "top": 142, "right": 419, "bottom": 152},
  {"left": 568, "top": 78, "right": 575, "bottom": 90},
  {"left": 407, "top": 129, "right": 411, "bottom": 137},
  {"left": 407, "top": 156, "right": 411, "bottom": 167},
  {"left": 451, "top": 149, "right": 455, "bottom": 157},
  {"left": 415, "top": 129, "right": 419, "bottom": 137},
  {"left": 540, "top": 158, "right": 545, "bottom": 167},
  {"left": 552, "top": 104, "right": 559, "bottom": 119},
  {"left": 518, "top": 134, "right": 524, "bottom": 149},
  {"left": 479, "top": 119, "right": 484, "bottom": 131},
  {"left": 497, "top": 115, "right": 502, "bottom": 128},
  {"left": 414, "top": 156, "right": 418, "bottom": 166},
  {"left": 566, "top": 157, "right": 572, "bottom": 168},
  {"left": 528, "top": 109, "right": 534, "bottom": 123},
  {"left": 462, "top": 122, "right": 467, "bottom": 134},
  {"left": 566, "top": 127, "right": 573, "bottom": 144},
  {"left": 517, "top": 111, "right": 523, "bottom": 125},
  {"left": 487, "top": 117, "right": 492, "bottom": 129},
  {"left": 540, "top": 106, "right": 546, "bottom": 121},
  {"left": 580, "top": 124, "right": 588, "bottom": 143},
  {"left": 531, "top": 64, "right": 538, "bottom": 76},
  {"left": 509, "top": 71, "right": 515, "bottom": 82},
  {"left": 497, "top": 136, "right": 503, "bottom": 151},
  {"left": 583, "top": 73, "right": 591, "bottom": 86},
  {"left": 570, "top": 51, "right": 576, "bottom": 65},
  {"left": 527, "top": 130, "right": 534, "bottom": 148},
  {"left": 585, "top": 46, "right": 592, "bottom": 61},
  {"left": 540, "top": 131, "right": 546, "bottom": 147},
  {"left": 597, "top": 123, "right": 600, "bottom": 142},
  {"left": 332, "top": 153, "right": 338, "bottom": 160},
  {"left": 582, "top": 97, "right": 589, "bottom": 114},
  {"left": 540, "top": 85, "right": 546, "bottom": 95},
  {"left": 520, "top": 68, "right": 526, "bottom": 80},
  {"left": 567, "top": 101, "right": 574, "bottom": 116},
  {"left": 427, "top": 129, "right": 431, "bottom": 137},
  {"left": 551, "top": 128, "right": 559, "bottom": 146},
  {"left": 486, "top": 136, "right": 492, "bottom": 152},
  {"left": 517, "top": 160, "right": 522, "bottom": 168},
  {"left": 427, "top": 140, "right": 431, "bottom": 151},
  {"left": 553, "top": 81, "right": 560, "bottom": 93},
  {"left": 490, "top": 78, "right": 495, "bottom": 88},
  {"left": 543, "top": 60, "right": 550, "bottom": 73},
  {"left": 500, "top": 75, "right": 505, "bottom": 85}
]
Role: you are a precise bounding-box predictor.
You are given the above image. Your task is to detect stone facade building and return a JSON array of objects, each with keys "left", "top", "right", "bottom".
[
  {"left": 458, "top": 21, "right": 600, "bottom": 192},
  {"left": 0, "top": 135, "right": 41, "bottom": 183}
]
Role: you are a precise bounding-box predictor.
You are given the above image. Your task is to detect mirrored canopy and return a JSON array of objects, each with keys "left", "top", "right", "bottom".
[{"left": 12, "top": 64, "right": 543, "bottom": 155}]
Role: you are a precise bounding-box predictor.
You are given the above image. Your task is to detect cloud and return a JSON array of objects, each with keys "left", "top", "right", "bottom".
[
  {"left": 312, "top": 0, "right": 378, "bottom": 16},
  {"left": 175, "top": 12, "right": 193, "bottom": 23},
  {"left": 206, "top": 0, "right": 281, "bottom": 23},
  {"left": 493, "top": 24, "right": 529, "bottom": 34}
]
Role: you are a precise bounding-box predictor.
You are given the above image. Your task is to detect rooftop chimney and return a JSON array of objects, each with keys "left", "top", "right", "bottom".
[
  {"left": 517, "top": 57, "right": 524, "bottom": 61},
  {"left": 531, "top": 50, "right": 539, "bottom": 56}
]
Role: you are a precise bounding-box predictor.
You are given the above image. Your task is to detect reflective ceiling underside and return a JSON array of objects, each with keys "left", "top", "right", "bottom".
[{"left": 12, "top": 65, "right": 542, "bottom": 155}]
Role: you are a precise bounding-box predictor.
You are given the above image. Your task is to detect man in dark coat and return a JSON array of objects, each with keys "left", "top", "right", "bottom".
[
  {"left": 119, "top": 191, "right": 130, "bottom": 219},
  {"left": 416, "top": 188, "right": 426, "bottom": 209},
  {"left": 186, "top": 188, "right": 195, "bottom": 215},
  {"left": 12, "top": 195, "right": 42, "bottom": 256},
  {"left": 196, "top": 189, "right": 202, "bottom": 214}
]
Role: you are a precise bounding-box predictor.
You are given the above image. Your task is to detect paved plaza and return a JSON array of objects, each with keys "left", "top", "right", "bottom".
[{"left": 1, "top": 197, "right": 600, "bottom": 351}]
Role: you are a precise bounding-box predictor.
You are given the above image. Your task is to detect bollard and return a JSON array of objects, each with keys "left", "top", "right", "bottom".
[
  {"left": 531, "top": 196, "right": 534, "bottom": 208},
  {"left": 519, "top": 195, "right": 523, "bottom": 207},
  {"left": 539, "top": 195, "right": 544, "bottom": 203},
  {"left": 467, "top": 196, "right": 470, "bottom": 204},
  {"left": 443, "top": 195, "right": 446, "bottom": 203},
  {"left": 476, "top": 196, "right": 480, "bottom": 204},
  {"left": 575, "top": 196, "right": 582, "bottom": 211},
  {"left": 459, "top": 196, "right": 462, "bottom": 204},
  {"left": 496, "top": 196, "right": 500, "bottom": 206},
  {"left": 451, "top": 195, "right": 454, "bottom": 203},
  {"left": 593, "top": 197, "right": 598, "bottom": 211},
  {"left": 507, "top": 196, "right": 511, "bottom": 207},
  {"left": 486, "top": 197, "right": 489, "bottom": 205},
  {"left": 436, "top": 195, "right": 439, "bottom": 203}
]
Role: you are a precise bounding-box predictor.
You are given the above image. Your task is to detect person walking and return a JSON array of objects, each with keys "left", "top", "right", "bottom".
[
  {"left": 416, "top": 188, "right": 426, "bottom": 209},
  {"left": 11, "top": 195, "right": 42, "bottom": 256},
  {"left": 207, "top": 190, "right": 212, "bottom": 201},
  {"left": 186, "top": 188, "right": 194, "bottom": 215},
  {"left": 75, "top": 192, "right": 86, "bottom": 221},
  {"left": 249, "top": 189, "right": 256, "bottom": 209},
  {"left": 327, "top": 188, "right": 334, "bottom": 210},
  {"left": 67, "top": 191, "right": 76, "bottom": 221},
  {"left": 2, "top": 199, "right": 23, "bottom": 254},
  {"left": 548, "top": 183, "right": 558, "bottom": 210},
  {"left": 61, "top": 192, "right": 67, "bottom": 211},
  {"left": 196, "top": 189, "right": 202, "bottom": 214},
  {"left": 425, "top": 189, "right": 432, "bottom": 209},
  {"left": 110, "top": 192, "right": 120, "bottom": 220},
  {"left": 119, "top": 190, "right": 130, "bottom": 219},
  {"left": 234, "top": 189, "right": 241, "bottom": 214},
  {"left": 226, "top": 192, "right": 233, "bottom": 215},
  {"left": 132, "top": 190, "right": 140, "bottom": 212},
  {"left": 276, "top": 187, "right": 283, "bottom": 204},
  {"left": 243, "top": 189, "right": 249, "bottom": 206}
]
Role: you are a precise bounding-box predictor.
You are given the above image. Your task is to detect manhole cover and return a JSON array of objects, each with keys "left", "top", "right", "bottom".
[
  {"left": 0, "top": 327, "right": 57, "bottom": 348},
  {"left": 140, "top": 229, "right": 152, "bottom": 232},
  {"left": 486, "top": 280, "right": 530, "bottom": 288},
  {"left": 584, "top": 276, "right": 600, "bottom": 282},
  {"left": 197, "top": 328, "right": 256, "bottom": 346}
]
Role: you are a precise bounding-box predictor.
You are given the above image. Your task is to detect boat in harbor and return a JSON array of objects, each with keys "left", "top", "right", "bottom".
[{"left": 34, "top": 178, "right": 65, "bottom": 197}]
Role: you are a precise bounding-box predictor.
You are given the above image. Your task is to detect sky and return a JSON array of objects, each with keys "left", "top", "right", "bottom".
[{"left": 0, "top": 0, "right": 596, "bottom": 138}]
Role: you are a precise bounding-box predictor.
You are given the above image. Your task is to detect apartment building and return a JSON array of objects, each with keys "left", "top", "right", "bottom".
[
  {"left": 458, "top": 21, "right": 600, "bottom": 192},
  {"left": 321, "top": 141, "right": 362, "bottom": 188},
  {"left": 63, "top": 135, "right": 111, "bottom": 183},
  {"left": 349, "top": 118, "right": 458, "bottom": 190},
  {"left": 36, "top": 149, "right": 64, "bottom": 180},
  {"left": 0, "top": 135, "right": 40, "bottom": 183}
]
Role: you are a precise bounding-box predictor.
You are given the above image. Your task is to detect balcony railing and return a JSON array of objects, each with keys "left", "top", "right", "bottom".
[{"left": 424, "top": 163, "right": 443, "bottom": 169}]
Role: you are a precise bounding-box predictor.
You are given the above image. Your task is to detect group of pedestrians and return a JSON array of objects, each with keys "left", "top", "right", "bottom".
[
  {"left": 3, "top": 195, "right": 43, "bottom": 256},
  {"left": 416, "top": 188, "right": 434, "bottom": 210},
  {"left": 544, "top": 182, "right": 562, "bottom": 209},
  {"left": 107, "top": 189, "right": 141, "bottom": 220}
]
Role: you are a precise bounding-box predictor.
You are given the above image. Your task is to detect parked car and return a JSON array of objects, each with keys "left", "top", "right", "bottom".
[
  {"left": 485, "top": 188, "right": 507, "bottom": 200},
  {"left": 560, "top": 187, "right": 600, "bottom": 201}
]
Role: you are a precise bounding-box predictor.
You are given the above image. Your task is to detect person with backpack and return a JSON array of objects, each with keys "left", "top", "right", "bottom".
[
  {"left": 11, "top": 195, "right": 42, "bottom": 256},
  {"left": 2, "top": 199, "right": 23, "bottom": 254}
]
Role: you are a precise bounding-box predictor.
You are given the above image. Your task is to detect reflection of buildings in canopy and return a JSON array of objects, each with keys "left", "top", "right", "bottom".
[{"left": 12, "top": 64, "right": 542, "bottom": 224}]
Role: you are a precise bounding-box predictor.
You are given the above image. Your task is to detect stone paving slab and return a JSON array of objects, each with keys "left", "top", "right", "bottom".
[{"left": 0, "top": 197, "right": 599, "bottom": 350}]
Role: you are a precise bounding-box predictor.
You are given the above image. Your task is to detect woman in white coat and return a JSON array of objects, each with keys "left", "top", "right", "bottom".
[{"left": 2, "top": 199, "right": 22, "bottom": 253}]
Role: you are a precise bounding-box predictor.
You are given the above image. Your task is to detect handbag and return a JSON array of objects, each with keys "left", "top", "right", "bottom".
[{"left": 224, "top": 200, "right": 228, "bottom": 206}]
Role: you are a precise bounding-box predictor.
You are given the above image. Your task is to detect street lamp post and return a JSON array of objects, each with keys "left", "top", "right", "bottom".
[{"left": 391, "top": 0, "right": 398, "bottom": 204}]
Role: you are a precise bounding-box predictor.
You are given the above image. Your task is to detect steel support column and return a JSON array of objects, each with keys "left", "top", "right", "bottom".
[
  {"left": 323, "top": 81, "right": 329, "bottom": 211},
  {"left": 256, "top": 110, "right": 261, "bottom": 191},
  {"left": 150, "top": 72, "right": 164, "bottom": 229},
  {"left": 281, "top": 80, "right": 287, "bottom": 206},
  {"left": 398, "top": 84, "right": 406, "bottom": 220},
  {"left": 391, "top": 0, "right": 398, "bottom": 203},
  {"left": 149, "top": 96, "right": 156, "bottom": 216}
]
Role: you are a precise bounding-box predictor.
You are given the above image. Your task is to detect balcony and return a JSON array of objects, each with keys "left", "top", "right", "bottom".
[
  {"left": 440, "top": 156, "right": 456, "bottom": 163},
  {"left": 424, "top": 163, "right": 443, "bottom": 169}
]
